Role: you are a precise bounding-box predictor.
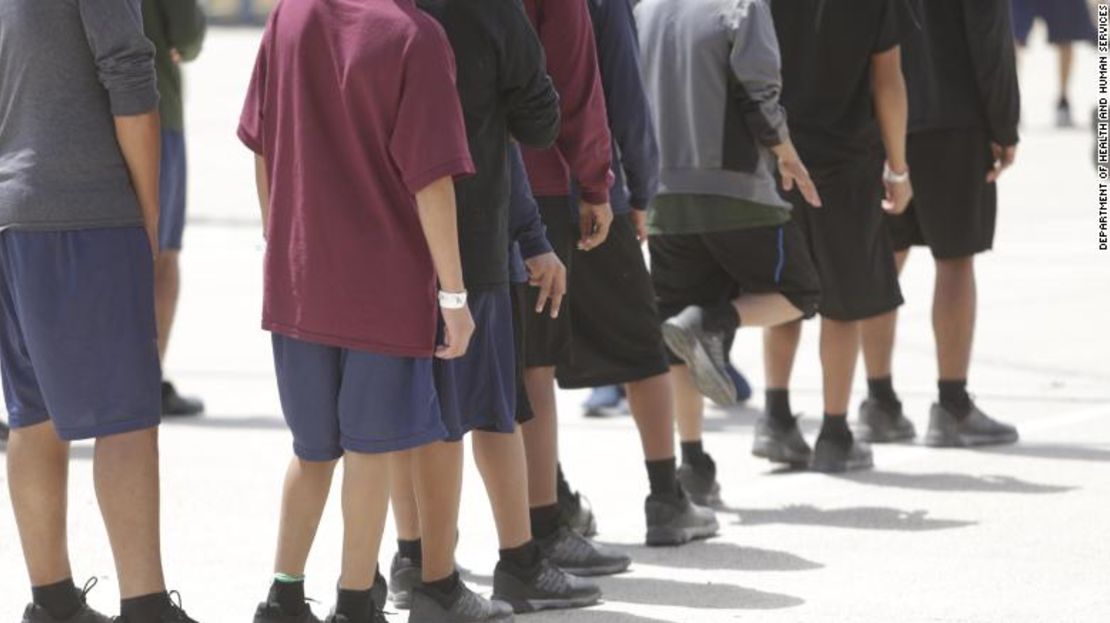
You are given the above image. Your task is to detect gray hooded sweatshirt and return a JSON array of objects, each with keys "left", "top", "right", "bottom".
[{"left": 635, "top": 0, "right": 789, "bottom": 213}]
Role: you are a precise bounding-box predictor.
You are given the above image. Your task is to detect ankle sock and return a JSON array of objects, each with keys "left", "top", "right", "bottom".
[
  {"left": 498, "top": 541, "right": 542, "bottom": 578},
  {"left": 268, "top": 575, "right": 306, "bottom": 615},
  {"left": 818, "top": 414, "right": 852, "bottom": 447},
  {"left": 336, "top": 585, "right": 375, "bottom": 622},
  {"left": 938, "top": 379, "right": 972, "bottom": 419},
  {"left": 703, "top": 302, "right": 740, "bottom": 333},
  {"left": 529, "top": 504, "right": 562, "bottom": 539},
  {"left": 556, "top": 463, "right": 574, "bottom": 500},
  {"left": 679, "top": 441, "right": 715, "bottom": 478},
  {"left": 765, "top": 389, "right": 795, "bottom": 428},
  {"left": 867, "top": 376, "right": 900, "bottom": 407},
  {"left": 420, "top": 571, "right": 461, "bottom": 610},
  {"left": 120, "top": 592, "right": 171, "bottom": 623},
  {"left": 646, "top": 457, "right": 679, "bottom": 496},
  {"left": 32, "top": 578, "right": 82, "bottom": 620},
  {"left": 397, "top": 538, "right": 423, "bottom": 564}
]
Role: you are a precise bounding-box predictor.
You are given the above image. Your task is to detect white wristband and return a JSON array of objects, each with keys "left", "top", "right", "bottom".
[
  {"left": 438, "top": 290, "right": 468, "bottom": 310},
  {"left": 883, "top": 162, "right": 910, "bottom": 184}
]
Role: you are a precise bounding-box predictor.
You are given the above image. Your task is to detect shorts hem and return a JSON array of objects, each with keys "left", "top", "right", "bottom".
[
  {"left": 53, "top": 416, "right": 161, "bottom": 441},
  {"left": 340, "top": 424, "right": 448, "bottom": 455},
  {"left": 556, "top": 362, "right": 670, "bottom": 390},
  {"left": 818, "top": 297, "right": 904, "bottom": 322}
]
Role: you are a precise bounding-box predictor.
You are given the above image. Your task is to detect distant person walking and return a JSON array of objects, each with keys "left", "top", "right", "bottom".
[{"left": 1011, "top": 0, "right": 1097, "bottom": 127}]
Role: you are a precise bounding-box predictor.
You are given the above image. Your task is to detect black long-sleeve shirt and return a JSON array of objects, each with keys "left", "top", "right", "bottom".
[
  {"left": 901, "top": 0, "right": 1020, "bottom": 145},
  {"left": 418, "top": 0, "right": 561, "bottom": 288}
]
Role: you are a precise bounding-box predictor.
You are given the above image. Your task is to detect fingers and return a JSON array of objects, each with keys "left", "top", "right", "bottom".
[
  {"left": 534, "top": 270, "right": 553, "bottom": 315},
  {"left": 578, "top": 213, "right": 611, "bottom": 250},
  {"left": 799, "top": 178, "right": 822, "bottom": 208},
  {"left": 547, "top": 267, "right": 566, "bottom": 319},
  {"left": 578, "top": 214, "right": 595, "bottom": 250},
  {"left": 781, "top": 172, "right": 796, "bottom": 193}
]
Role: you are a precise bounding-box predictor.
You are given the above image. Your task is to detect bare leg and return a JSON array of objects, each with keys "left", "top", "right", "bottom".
[
  {"left": 625, "top": 373, "right": 676, "bottom": 461},
  {"left": 274, "top": 457, "right": 339, "bottom": 576},
  {"left": 861, "top": 250, "right": 910, "bottom": 379},
  {"left": 154, "top": 251, "right": 180, "bottom": 361},
  {"left": 521, "top": 367, "right": 558, "bottom": 509},
  {"left": 473, "top": 428, "right": 531, "bottom": 549},
  {"left": 934, "top": 256, "right": 976, "bottom": 381},
  {"left": 1058, "top": 43, "right": 1074, "bottom": 104},
  {"left": 670, "top": 366, "right": 703, "bottom": 443},
  {"left": 412, "top": 441, "right": 464, "bottom": 582},
  {"left": 7, "top": 421, "right": 72, "bottom": 587},
  {"left": 389, "top": 455, "right": 421, "bottom": 542},
  {"left": 338, "top": 451, "right": 391, "bottom": 591},
  {"left": 820, "top": 318, "right": 861, "bottom": 416},
  {"left": 764, "top": 320, "right": 803, "bottom": 390},
  {"left": 94, "top": 428, "right": 166, "bottom": 598},
  {"left": 733, "top": 293, "right": 804, "bottom": 328}
]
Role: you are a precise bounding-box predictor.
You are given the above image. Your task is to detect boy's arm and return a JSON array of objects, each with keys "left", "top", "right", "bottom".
[
  {"left": 414, "top": 177, "right": 475, "bottom": 359},
  {"left": 160, "top": 0, "right": 207, "bottom": 61},
  {"left": 500, "top": 0, "right": 561, "bottom": 149},
  {"left": 508, "top": 144, "right": 565, "bottom": 318},
  {"left": 961, "top": 0, "right": 1020, "bottom": 180},
  {"left": 254, "top": 155, "right": 270, "bottom": 236},
  {"left": 871, "top": 45, "right": 912, "bottom": 214},
  {"left": 114, "top": 112, "right": 162, "bottom": 257}
]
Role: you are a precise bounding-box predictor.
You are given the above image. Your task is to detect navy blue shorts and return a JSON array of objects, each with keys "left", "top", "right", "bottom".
[
  {"left": 0, "top": 227, "right": 161, "bottom": 440},
  {"left": 1013, "top": 0, "right": 1096, "bottom": 45},
  {"left": 159, "top": 129, "right": 187, "bottom": 251},
  {"left": 271, "top": 334, "right": 447, "bottom": 460},
  {"left": 436, "top": 286, "right": 517, "bottom": 440}
]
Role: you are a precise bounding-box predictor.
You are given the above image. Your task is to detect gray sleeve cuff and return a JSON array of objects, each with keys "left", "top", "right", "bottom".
[{"left": 109, "top": 83, "right": 160, "bottom": 116}]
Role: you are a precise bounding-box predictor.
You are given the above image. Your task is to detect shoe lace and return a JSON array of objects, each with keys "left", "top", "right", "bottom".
[
  {"left": 166, "top": 591, "right": 193, "bottom": 621},
  {"left": 80, "top": 577, "right": 100, "bottom": 602}
]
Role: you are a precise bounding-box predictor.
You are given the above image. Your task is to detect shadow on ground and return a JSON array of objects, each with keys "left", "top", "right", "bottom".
[
  {"left": 980, "top": 443, "right": 1110, "bottom": 463},
  {"left": 600, "top": 540, "right": 822, "bottom": 572},
  {"left": 526, "top": 610, "right": 675, "bottom": 623},
  {"left": 724, "top": 505, "right": 975, "bottom": 532},
  {"left": 836, "top": 470, "right": 1075, "bottom": 494},
  {"left": 161, "top": 414, "right": 287, "bottom": 431}
]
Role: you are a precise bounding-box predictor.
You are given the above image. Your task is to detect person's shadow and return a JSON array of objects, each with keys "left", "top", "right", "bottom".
[
  {"left": 835, "top": 470, "right": 1075, "bottom": 494},
  {"left": 723, "top": 504, "right": 976, "bottom": 532},
  {"left": 980, "top": 443, "right": 1110, "bottom": 463},
  {"left": 597, "top": 540, "right": 823, "bottom": 572}
]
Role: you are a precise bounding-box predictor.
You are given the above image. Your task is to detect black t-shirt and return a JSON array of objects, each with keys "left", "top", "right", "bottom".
[
  {"left": 418, "top": 0, "right": 560, "bottom": 288},
  {"left": 773, "top": 0, "right": 911, "bottom": 178}
]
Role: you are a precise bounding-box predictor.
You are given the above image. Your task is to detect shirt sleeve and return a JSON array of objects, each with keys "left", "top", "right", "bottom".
[
  {"left": 237, "top": 30, "right": 269, "bottom": 155},
  {"left": 535, "top": 0, "right": 614, "bottom": 205},
  {"left": 159, "top": 0, "right": 207, "bottom": 62},
  {"left": 508, "top": 143, "right": 554, "bottom": 260},
  {"left": 727, "top": 0, "right": 789, "bottom": 148},
  {"left": 592, "top": 0, "right": 659, "bottom": 210},
  {"left": 389, "top": 25, "right": 476, "bottom": 197},
  {"left": 499, "top": 0, "right": 562, "bottom": 150},
  {"left": 962, "top": 0, "right": 1021, "bottom": 146},
  {"left": 77, "top": 0, "right": 159, "bottom": 116},
  {"left": 873, "top": 0, "right": 907, "bottom": 54}
]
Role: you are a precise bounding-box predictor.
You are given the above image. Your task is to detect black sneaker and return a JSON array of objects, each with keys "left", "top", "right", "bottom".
[
  {"left": 537, "top": 527, "right": 630, "bottom": 577},
  {"left": 1056, "top": 99, "right": 1075, "bottom": 128},
  {"left": 253, "top": 602, "right": 321, "bottom": 623},
  {"left": 644, "top": 491, "right": 719, "bottom": 547},
  {"left": 677, "top": 462, "right": 721, "bottom": 508},
  {"left": 856, "top": 398, "right": 916, "bottom": 443},
  {"left": 492, "top": 558, "right": 601, "bottom": 613},
  {"left": 115, "top": 591, "right": 198, "bottom": 623},
  {"left": 810, "top": 436, "right": 874, "bottom": 473},
  {"left": 924, "top": 402, "right": 1018, "bottom": 448},
  {"left": 557, "top": 489, "right": 598, "bottom": 538},
  {"left": 21, "top": 578, "right": 110, "bottom": 622},
  {"left": 389, "top": 552, "right": 422, "bottom": 609},
  {"left": 162, "top": 381, "right": 204, "bottom": 417},
  {"left": 408, "top": 583, "right": 513, "bottom": 622},
  {"left": 324, "top": 610, "right": 386, "bottom": 623},
  {"left": 661, "top": 306, "right": 737, "bottom": 407},
  {"left": 751, "top": 416, "right": 812, "bottom": 466}
]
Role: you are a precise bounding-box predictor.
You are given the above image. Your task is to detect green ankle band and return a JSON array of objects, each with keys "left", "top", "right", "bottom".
[{"left": 274, "top": 573, "right": 305, "bottom": 583}]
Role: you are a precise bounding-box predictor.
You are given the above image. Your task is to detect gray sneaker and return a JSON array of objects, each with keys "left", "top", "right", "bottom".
[
  {"left": 645, "top": 492, "right": 719, "bottom": 547},
  {"left": 389, "top": 552, "right": 421, "bottom": 609},
  {"left": 751, "top": 416, "right": 812, "bottom": 465},
  {"left": 537, "top": 527, "right": 630, "bottom": 576},
  {"left": 856, "top": 398, "right": 916, "bottom": 443},
  {"left": 662, "top": 306, "right": 737, "bottom": 407},
  {"left": 492, "top": 559, "right": 601, "bottom": 613},
  {"left": 408, "top": 583, "right": 513, "bottom": 623},
  {"left": 677, "top": 463, "right": 722, "bottom": 508},
  {"left": 925, "top": 402, "right": 1018, "bottom": 448},
  {"left": 23, "top": 578, "right": 111, "bottom": 623},
  {"left": 810, "top": 436, "right": 874, "bottom": 473}
]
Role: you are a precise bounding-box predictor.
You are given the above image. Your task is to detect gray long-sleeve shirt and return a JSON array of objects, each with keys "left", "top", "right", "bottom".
[{"left": 0, "top": 0, "right": 159, "bottom": 231}]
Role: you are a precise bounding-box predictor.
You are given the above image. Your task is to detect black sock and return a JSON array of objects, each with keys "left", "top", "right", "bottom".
[
  {"left": 703, "top": 302, "right": 740, "bottom": 333},
  {"left": 765, "top": 389, "right": 794, "bottom": 427},
  {"left": 680, "top": 441, "right": 715, "bottom": 478},
  {"left": 32, "top": 578, "right": 83, "bottom": 620},
  {"left": 530, "top": 504, "right": 562, "bottom": 539},
  {"left": 646, "top": 458, "right": 678, "bottom": 496},
  {"left": 268, "top": 579, "right": 306, "bottom": 615},
  {"left": 397, "top": 538, "right": 423, "bottom": 564},
  {"left": 335, "top": 585, "right": 375, "bottom": 622},
  {"left": 498, "top": 541, "right": 542, "bottom": 579},
  {"left": 818, "top": 414, "right": 852, "bottom": 447},
  {"left": 556, "top": 463, "right": 574, "bottom": 500},
  {"left": 120, "top": 592, "right": 172, "bottom": 623},
  {"left": 867, "top": 376, "right": 900, "bottom": 407},
  {"left": 938, "top": 379, "right": 972, "bottom": 419},
  {"left": 419, "top": 571, "right": 461, "bottom": 610}
]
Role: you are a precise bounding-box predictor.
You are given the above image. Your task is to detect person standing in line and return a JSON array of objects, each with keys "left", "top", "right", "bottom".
[
  {"left": 1, "top": 0, "right": 199, "bottom": 621},
  {"left": 1011, "top": 0, "right": 1097, "bottom": 127},
  {"left": 238, "top": 1, "right": 482, "bottom": 621},
  {"left": 142, "top": 0, "right": 208, "bottom": 417},
  {"left": 860, "top": 0, "right": 1021, "bottom": 449}
]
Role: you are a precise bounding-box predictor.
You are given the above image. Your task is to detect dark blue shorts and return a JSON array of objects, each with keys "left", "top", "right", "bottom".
[
  {"left": 436, "top": 286, "right": 517, "bottom": 440},
  {"left": 1012, "top": 0, "right": 1097, "bottom": 45},
  {"left": 0, "top": 228, "right": 161, "bottom": 440},
  {"left": 159, "top": 129, "right": 187, "bottom": 251},
  {"left": 271, "top": 334, "right": 448, "bottom": 460}
]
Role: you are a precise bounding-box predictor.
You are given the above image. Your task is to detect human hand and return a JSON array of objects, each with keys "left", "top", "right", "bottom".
[{"left": 524, "top": 252, "right": 567, "bottom": 319}]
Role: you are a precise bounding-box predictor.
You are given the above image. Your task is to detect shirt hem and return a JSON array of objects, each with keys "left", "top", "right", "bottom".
[
  {"left": 0, "top": 218, "right": 145, "bottom": 233},
  {"left": 264, "top": 320, "right": 435, "bottom": 359}
]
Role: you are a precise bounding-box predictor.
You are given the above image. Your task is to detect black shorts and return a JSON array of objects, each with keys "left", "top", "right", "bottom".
[
  {"left": 786, "top": 159, "right": 904, "bottom": 321},
  {"left": 510, "top": 283, "right": 535, "bottom": 425},
  {"left": 520, "top": 196, "right": 670, "bottom": 389},
  {"left": 888, "top": 128, "right": 998, "bottom": 259},
  {"left": 649, "top": 222, "right": 822, "bottom": 334}
]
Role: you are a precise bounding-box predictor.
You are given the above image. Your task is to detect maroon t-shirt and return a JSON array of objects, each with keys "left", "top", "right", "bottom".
[{"left": 238, "top": 0, "right": 474, "bottom": 357}]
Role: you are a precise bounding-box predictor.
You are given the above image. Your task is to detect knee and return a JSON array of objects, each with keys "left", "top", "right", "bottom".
[{"left": 936, "top": 256, "right": 974, "bottom": 281}]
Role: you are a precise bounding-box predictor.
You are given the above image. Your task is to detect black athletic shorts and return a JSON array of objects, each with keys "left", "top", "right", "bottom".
[
  {"left": 520, "top": 196, "right": 670, "bottom": 389},
  {"left": 510, "top": 283, "right": 534, "bottom": 424},
  {"left": 887, "top": 128, "right": 998, "bottom": 259},
  {"left": 785, "top": 159, "right": 904, "bottom": 321},
  {"left": 649, "top": 221, "right": 822, "bottom": 341}
]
